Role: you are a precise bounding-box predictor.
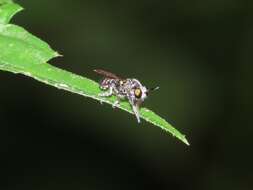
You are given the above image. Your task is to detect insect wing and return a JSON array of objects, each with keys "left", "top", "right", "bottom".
[{"left": 94, "top": 69, "right": 122, "bottom": 79}]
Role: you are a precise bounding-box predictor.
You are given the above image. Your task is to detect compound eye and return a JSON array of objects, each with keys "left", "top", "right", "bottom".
[{"left": 134, "top": 88, "right": 142, "bottom": 99}]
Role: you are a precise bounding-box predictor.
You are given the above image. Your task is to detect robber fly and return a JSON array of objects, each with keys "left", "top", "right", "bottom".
[{"left": 94, "top": 69, "right": 159, "bottom": 123}]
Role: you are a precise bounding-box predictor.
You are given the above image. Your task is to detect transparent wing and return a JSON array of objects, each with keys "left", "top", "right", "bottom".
[{"left": 94, "top": 69, "right": 122, "bottom": 79}]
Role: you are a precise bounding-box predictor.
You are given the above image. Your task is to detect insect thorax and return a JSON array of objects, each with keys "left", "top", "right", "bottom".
[
  {"left": 99, "top": 78, "right": 130, "bottom": 94},
  {"left": 100, "top": 78, "right": 146, "bottom": 99}
]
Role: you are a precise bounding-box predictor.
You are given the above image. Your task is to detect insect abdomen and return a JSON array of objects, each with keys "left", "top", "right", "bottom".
[{"left": 99, "top": 78, "right": 114, "bottom": 90}]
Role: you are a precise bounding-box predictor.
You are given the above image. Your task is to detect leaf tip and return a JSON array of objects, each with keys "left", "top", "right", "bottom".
[
  {"left": 17, "top": 4, "right": 24, "bottom": 12},
  {"left": 182, "top": 136, "right": 190, "bottom": 146},
  {"left": 54, "top": 51, "right": 63, "bottom": 57}
]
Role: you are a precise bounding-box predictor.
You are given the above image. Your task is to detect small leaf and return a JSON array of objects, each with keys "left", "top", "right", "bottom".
[
  {"left": 0, "top": 2, "right": 189, "bottom": 145},
  {"left": 0, "top": 2, "right": 22, "bottom": 24}
]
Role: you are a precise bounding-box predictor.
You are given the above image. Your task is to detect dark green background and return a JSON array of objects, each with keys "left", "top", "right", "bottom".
[{"left": 1, "top": 0, "right": 252, "bottom": 189}]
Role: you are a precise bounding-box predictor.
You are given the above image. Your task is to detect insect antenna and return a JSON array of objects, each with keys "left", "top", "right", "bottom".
[
  {"left": 146, "top": 86, "right": 159, "bottom": 96},
  {"left": 150, "top": 86, "right": 159, "bottom": 91}
]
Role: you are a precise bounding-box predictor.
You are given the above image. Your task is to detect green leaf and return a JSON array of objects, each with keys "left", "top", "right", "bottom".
[
  {"left": 0, "top": 2, "right": 21, "bottom": 24},
  {"left": 0, "top": 0, "right": 13, "bottom": 4},
  {"left": 0, "top": 2, "right": 189, "bottom": 145}
]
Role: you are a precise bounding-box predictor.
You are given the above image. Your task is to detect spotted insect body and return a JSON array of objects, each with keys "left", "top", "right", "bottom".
[{"left": 94, "top": 69, "right": 158, "bottom": 123}]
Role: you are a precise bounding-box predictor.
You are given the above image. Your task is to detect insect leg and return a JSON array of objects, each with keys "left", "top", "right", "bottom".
[
  {"left": 98, "top": 86, "right": 113, "bottom": 104},
  {"left": 112, "top": 97, "right": 121, "bottom": 108},
  {"left": 99, "top": 86, "right": 113, "bottom": 97},
  {"left": 132, "top": 104, "right": 141, "bottom": 123},
  {"left": 128, "top": 96, "right": 141, "bottom": 123}
]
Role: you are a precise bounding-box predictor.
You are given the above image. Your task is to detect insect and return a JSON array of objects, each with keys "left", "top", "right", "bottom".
[{"left": 94, "top": 69, "right": 159, "bottom": 123}]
